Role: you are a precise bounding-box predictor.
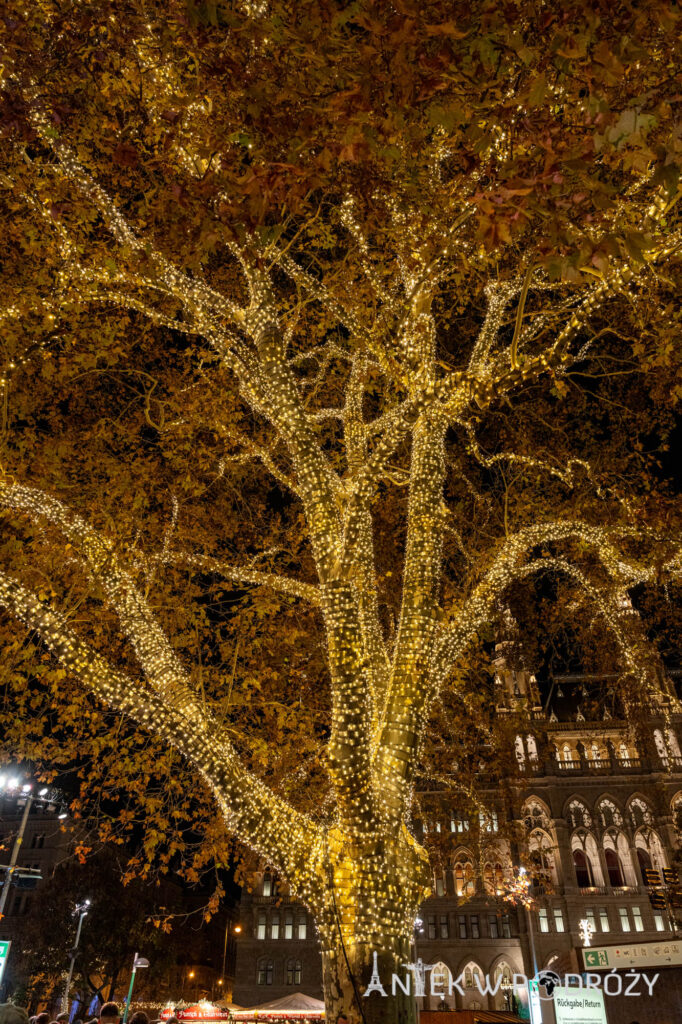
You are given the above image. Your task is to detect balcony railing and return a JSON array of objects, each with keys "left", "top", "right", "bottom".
[{"left": 579, "top": 886, "right": 608, "bottom": 896}]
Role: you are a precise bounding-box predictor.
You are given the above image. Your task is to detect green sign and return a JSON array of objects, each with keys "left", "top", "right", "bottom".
[
  {"left": 583, "top": 939, "right": 682, "bottom": 970},
  {"left": 553, "top": 987, "right": 606, "bottom": 1024},
  {"left": 0, "top": 940, "right": 11, "bottom": 985}
]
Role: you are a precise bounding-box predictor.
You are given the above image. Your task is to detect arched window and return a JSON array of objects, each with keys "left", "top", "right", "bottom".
[
  {"left": 590, "top": 742, "right": 600, "bottom": 762},
  {"left": 461, "top": 963, "right": 482, "bottom": 990},
  {"left": 567, "top": 801, "right": 591, "bottom": 829},
  {"left": 636, "top": 847, "right": 652, "bottom": 874},
  {"left": 515, "top": 735, "right": 525, "bottom": 763},
  {"left": 495, "top": 863, "right": 505, "bottom": 892},
  {"left": 529, "top": 830, "right": 557, "bottom": 887},
  {"left": 527, "top": 735, "right": 538, "bottom": 761},
  {"left": 454, "top": 859, "right": 475, "bottom": 896},
  {"left": 635, "top": 828, "right": 668, "bottom": 872},
  {"left": 629, "top": 798, "right": 653, "bottom": 828},
  {"left": 286, "top": 959, "right": 301, "bottom": 986},
  {"left": 257, "top": 959, "right": 273, "bottom": 985},
  {"left": 493, "top": 963, "right": 514, "bottom": 1011},
  {"left": 619, "top": 742, "right": 630, "bottom": 765},
  {"left": 671, "top": 795, "right": 682, "bottom": 833},
  {"left": 605, "top": 848, "right": 624, "bottom": 887},
  {"left": 262, "top": 872, "right": 272, "bottom": 897},
  {"left": 573, "top": 849, "right": 593, "bottom": 887},
  {"left": 430, "top": 963, "right": 452, "bottom": 1007},
  {"left": 484, "top": 864, "right": 494, "bottom": 894},
  {"left": 597, "top": 800, "right": 623, "bottom": 829},
  {"left": 524, "top": 801, "right": 549, "bottom": 830},
  {"left": 667, "top": 730, "right": 681, "bottom": 758},
  {"left": 563, "top": 744, "right": 573, "bottom": 762}
]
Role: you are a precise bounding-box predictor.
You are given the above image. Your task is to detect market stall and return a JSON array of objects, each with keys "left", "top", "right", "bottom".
[
  {"left": 230, "top": 993, "right": 324, "bottom": 1022},
  {"left": 160, "top": 1001, "right": 238, "bottom": 1021}
]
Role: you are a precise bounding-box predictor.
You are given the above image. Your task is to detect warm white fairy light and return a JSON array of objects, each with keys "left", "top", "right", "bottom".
[{"left": 0, "top": 55, "right": 679, "bottom": 1015}]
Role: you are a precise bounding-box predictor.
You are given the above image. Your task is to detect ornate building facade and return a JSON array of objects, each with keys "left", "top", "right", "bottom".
[{"left": 234, "top": 664, "right": 682, "bottom": 1022}]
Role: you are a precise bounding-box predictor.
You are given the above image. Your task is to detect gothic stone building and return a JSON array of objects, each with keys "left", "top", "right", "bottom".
[{"left": 234, "top": 666, "right": 682, "bottom": 1023}]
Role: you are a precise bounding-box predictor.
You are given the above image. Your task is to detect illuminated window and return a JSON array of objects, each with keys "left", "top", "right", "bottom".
[
  {"left": 553, "top": 909, "right": 565, "bottom": 933},
  {"left": 632, "top": 907, "right": 644, "bottom": 932},
  {"left": 286, "top": 960, "right": 301, "bottom": 986},
  {"left": 257, "top": 959, "right": 273, "bottom": 985},
  {"left": 538, "top": 909, "right": 549, "bottom": 933},
  {"left": 297, "top": 915, "right": 307, "bottom": 940},
  {"left": 619, "top": 908, "right": 631, "bottom": 932},
  {"left": 271, "top": 912, "right": 280, "bottom": 940},
  {"left": 284, "top": 909, "right": 293, "bottom": 940},
  {"left": 598, "top": 908, "right": 609, "bottom": 932},
  {"left": 256, "top": 911, "right": 266, "bottom": 940}
]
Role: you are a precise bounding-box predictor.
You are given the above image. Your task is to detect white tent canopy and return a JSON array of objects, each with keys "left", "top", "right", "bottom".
[{"left": 232, "top": 992, "right": 325, "bottom": 1017}]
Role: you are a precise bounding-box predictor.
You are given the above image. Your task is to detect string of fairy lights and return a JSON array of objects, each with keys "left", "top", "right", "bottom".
[{"left": 0, "top": 36, "right": 679, "bottom": 985}]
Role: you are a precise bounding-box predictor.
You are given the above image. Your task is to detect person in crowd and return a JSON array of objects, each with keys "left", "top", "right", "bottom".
[
  {"left": 0, "top": 1004, "right": 30, "bottom": 1024},
  {"left": 99, "top": 1006, "right": 119, "bottom": 1024},
  {"left": 129, "top": 1013, "right": 148, "bottom": 1024},
  {"left": 55, "top": 1014, "right": 69, "bottom": 1023}
]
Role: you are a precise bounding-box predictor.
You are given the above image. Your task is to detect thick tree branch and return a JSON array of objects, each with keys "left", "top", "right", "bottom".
[
  {"left": 157, "top": 550, "right": 321, "bottom": 606},
  {"left": 0, "top": 570, "right": 321, "bottom": 885}
]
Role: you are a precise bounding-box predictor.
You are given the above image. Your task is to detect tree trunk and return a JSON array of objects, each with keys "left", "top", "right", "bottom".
[
  {"left": 315, "top": 826, "right": 431, "bottom": 1024},
  {"left": 322, "top": 939, "right": 417, "bottom": 1024}
]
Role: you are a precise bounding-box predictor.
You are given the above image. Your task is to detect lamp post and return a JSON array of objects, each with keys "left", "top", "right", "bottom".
[
  {"left": 62, "top": 899, "right": 91, "bottom": 1014},
  {"left": 0, "top": 779, "right": 34, "bottom": 918},
  {"left": 219, "top": 920, "right": 242, "bottom": 993},
  {"left": 121, "top": 954, "right": 149, "bottom": 1024}
]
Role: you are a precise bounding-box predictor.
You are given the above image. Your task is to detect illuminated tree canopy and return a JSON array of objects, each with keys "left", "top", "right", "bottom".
[{"left": 1, "top": 2, "right": 681, "bottom": 1020}]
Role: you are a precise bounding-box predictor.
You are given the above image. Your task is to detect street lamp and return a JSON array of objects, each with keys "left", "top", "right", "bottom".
[
  {"left": 0, "top": 778, "right": 33, "bottom": 919},
  {"left": 62, "top": 899, "right": 91, "bottom": 1013},
  {"left": 219, "top": 921, "right": 242, "bottom": 993},
  {"left": 121, "top": 954, "right": 149, "bottom": 1024},
  {"left": 0, "top": 776, "right": 65, "bottom": 917}
]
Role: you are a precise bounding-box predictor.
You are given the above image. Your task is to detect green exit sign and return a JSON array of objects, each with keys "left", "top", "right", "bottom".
[{"left": 0, "top": 940, "right": 11, "bottom": 983}]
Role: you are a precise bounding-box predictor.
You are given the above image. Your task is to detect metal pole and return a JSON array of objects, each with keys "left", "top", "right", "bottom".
[
  {"left": 121, "top": 954, "right": 138, "bottom": 1024},
  {"left": 221, "top": 922, "right": 228, "bottom": 983},
  {"left": 524, "top": 904, "right": 538, "bottom": 976},
  {"left": 0, "top": 793, "right": 33, "bottom": 917},
  {"left": 62, "top": 908, "right": 87, "bottom": 1013}
]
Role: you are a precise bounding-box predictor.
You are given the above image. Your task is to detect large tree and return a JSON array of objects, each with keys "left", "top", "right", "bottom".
[{"left": 1, "top": 2, "right": 682, "bottom": 1021}]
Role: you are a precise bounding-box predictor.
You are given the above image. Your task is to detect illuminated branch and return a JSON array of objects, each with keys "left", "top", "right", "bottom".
[
  {"left": 431, "top": 520, "right": 679, "bottom": 690},
  {"left": 0, "top": 570, "right": 322, "bottom": 885},
  {"left": 0, "top": 481, "right": 205, "bottom": 719},
  {"left": 29, "top": 110, "right": 246, "bottom": 328},
  {"left": 157, "top": 550, "right": 321, "bottom": 606}
]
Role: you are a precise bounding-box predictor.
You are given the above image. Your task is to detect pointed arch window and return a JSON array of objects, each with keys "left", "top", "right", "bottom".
[
  {"left": 605, "top": 848, "right": 625, "bottom": 887},
  {"left": 573, "top": 849, "right": 593, "bottom": 887}
]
